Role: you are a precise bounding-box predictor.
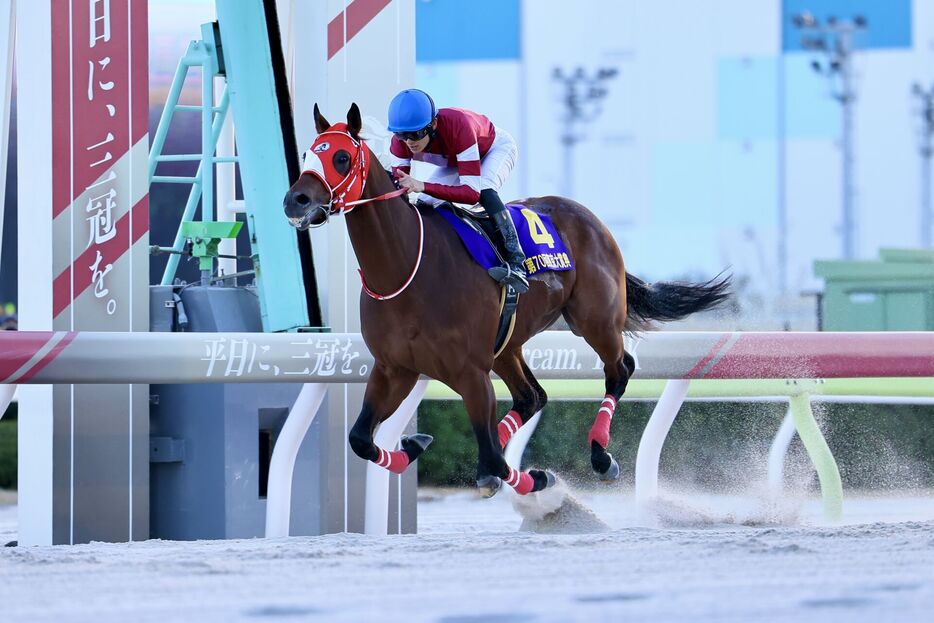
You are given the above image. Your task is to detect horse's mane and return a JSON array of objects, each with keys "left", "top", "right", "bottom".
[
  {"left": 359, "top": 115, "right": 414, "bottom": 206},
  {"left": 358, "top": 116, "right": 394, "bottom": 169}
]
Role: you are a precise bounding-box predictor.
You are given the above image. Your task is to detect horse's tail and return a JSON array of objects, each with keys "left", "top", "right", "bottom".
[{"left": 624, "top": 272, "right": 732, "bottom": 332}]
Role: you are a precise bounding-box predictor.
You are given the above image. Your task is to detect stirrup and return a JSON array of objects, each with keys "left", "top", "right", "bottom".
[
  {"left": 488, "top": 265, "right": 529, "bottom": 293},
  {"left": 509, "top": 268, "right": 530, "bottom": 291}
]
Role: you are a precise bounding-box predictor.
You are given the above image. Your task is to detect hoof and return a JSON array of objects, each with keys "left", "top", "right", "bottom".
[
  {"left": 400, "top": 433, "right": 434, "bottom": 462},
  {"left": 597, "top": 454, "right": 620, "bottom": 482},
  {"left": 590, "top": 440, "right": 612, "bottom": 474},
  {"left": 476, "top": 475, "right": 503, "bottom": 498},
  {"left": 590, "top": 441, "right": 620, "bottom": 481},
  {"left": 529, "top": 469, "right": 557, "bottom": 492}
]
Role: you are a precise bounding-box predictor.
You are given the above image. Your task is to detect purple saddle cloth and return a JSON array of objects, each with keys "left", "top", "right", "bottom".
[{"left": 437, "top": 204, "right": 574, "bottom": 276}]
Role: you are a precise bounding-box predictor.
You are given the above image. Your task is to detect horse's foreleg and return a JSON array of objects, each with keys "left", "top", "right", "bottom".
[
  {"left": 348, "top": 365, "right": 428, "bottom": 474},
  {"left": 458, "top": 370, "right": 553, "bottom": 497},
  {"left": 492, "top": 353, "right": 548, "bottom": 448},
  {"left": 588, "top": 351, "right": 635, "bottom": 480}
]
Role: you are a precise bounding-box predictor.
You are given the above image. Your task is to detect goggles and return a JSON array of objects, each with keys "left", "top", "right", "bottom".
[{"left": 393, "top": 125, "right": 432, "bottom": 142}]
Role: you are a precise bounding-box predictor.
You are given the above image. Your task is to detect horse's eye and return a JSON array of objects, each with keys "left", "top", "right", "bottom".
[{"left": 337, "top": 154, "right": 349, "bottom": 163}]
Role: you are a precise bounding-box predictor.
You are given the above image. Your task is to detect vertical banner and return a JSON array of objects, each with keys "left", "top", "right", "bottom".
[{"left": 18, "top": 0, "right": 149, "bottom": 545}]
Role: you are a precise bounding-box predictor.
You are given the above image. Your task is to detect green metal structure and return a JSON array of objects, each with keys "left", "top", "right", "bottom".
[
  {"left": 180, "top": 220, "right": 242, "bottom": 273},
  {"left": 815, "top": 248, "right": 934, "bottom": 330}
]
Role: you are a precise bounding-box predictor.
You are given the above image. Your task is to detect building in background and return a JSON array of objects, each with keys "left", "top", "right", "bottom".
[{"left": 414, "top": 0, "right": 929, "bottom": 328}]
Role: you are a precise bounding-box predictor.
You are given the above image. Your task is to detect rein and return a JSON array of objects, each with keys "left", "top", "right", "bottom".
[
  {"left": 357, "top": 198, "right": 425, "bottom": 301},
  {"left": 303, "top": 126, "right": 424, "bottom": 300}
]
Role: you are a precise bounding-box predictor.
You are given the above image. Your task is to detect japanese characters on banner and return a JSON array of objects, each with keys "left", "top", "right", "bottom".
[
  {"left": 201, "top": 336, "right": 370, "bottom": 379},
  {"left": 52, "top": 0, "right": 149, "bottom": 330},
  {"left": 193, "top": 334, "right": 635, "bottom": 380}
]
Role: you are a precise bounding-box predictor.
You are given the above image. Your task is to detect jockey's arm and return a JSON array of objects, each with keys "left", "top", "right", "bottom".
[
  {"left": 389, "top": 138, "right": 412, "bottom": 178},
  {"left": 422, "top": 141, "right": 482, "bottom": 205}
]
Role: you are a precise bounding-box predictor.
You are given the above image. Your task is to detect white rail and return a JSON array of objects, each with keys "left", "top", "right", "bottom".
[
  {"left": 5, "top": 330, "right": 934, "bottom": 533},
  {"left": 265, "top": 383, "right": 327, "bottom": 538}
]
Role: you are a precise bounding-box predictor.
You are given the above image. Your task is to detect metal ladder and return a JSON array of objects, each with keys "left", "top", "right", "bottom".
[{"left": 148, "top": 22, "right": 239, "bottom": 285}]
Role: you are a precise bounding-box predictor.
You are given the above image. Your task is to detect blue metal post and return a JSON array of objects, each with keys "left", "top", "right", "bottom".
[
  {"left": 199, "top": 24, "right": 218, "bottom": 285},
  {"left": 215, "top": 0, "right": 313, "bottom": 332}
]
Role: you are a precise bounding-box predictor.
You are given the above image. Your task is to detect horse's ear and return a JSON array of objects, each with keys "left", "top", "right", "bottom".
[
  {"left": 313, "top": 103, "right": 331, "bottom": 134},
  {"left": 347, "top": 103, "right": 362, "bottom": 140}
]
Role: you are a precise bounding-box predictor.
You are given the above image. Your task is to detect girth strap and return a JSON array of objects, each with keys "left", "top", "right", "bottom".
[{"left": 493, "top": 284, "right": 520, "bottom": 358}]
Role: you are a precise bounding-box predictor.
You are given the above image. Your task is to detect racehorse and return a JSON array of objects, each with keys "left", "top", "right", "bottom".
[{"left": 283, "top": 103, "right": 731, "bottom": 497}]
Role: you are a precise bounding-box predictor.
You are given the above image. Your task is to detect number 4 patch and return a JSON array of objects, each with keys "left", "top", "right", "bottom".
[{"left": 521, "top": 208, "right": 555, "bottom": 249}]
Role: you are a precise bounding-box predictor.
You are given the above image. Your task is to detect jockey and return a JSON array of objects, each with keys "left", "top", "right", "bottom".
[{"left": 387, "top": 88, "right": 529, "bottom": 293}]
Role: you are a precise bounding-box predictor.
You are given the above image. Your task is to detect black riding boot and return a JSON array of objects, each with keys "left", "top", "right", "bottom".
[{"left": 481, "top": 189, "right": 529, "bottom": 293}]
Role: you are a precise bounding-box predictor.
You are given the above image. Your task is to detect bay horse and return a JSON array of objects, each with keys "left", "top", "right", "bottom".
[{"left": 283, "top": 103, "right": 730, "bottom": 497}]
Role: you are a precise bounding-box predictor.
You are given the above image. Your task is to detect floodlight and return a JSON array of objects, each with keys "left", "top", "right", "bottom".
[{"left": 792, "top": 12, "right": 816, "bottom": 28}]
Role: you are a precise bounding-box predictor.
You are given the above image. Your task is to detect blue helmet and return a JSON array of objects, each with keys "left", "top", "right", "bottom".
[{"left": 387, "top": 89, "right": 437, "bottom": 132}]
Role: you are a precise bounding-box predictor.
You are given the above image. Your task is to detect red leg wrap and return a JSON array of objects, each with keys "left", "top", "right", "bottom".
[
  {"left": 497, "top": 410, "right": 524, "bottom": 448},
  {"left": 587, "top": 394, "right": 617, "bottom": 449},
  {"left": 373, "top": 447, "right": 410, "bottom": 474},
  {"left": 505, "top": 467, "right": 535, "bottom": 495}
]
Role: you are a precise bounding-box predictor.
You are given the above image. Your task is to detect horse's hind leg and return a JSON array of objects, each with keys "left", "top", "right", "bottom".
[
  {"left": 348, "top": 364, "right": 433, "bottom": 473},
  {"left": 563, "top": 293, "right": 635, "bottom": 480},
  {"left": 456, "top": 368, "right": 554, "bottom": 497},
  {"left": 492, "top": 350, "right": 548, "bottom": 448},
  {"left": 588, "top": 347, "right": 635, "bottom": 480}
]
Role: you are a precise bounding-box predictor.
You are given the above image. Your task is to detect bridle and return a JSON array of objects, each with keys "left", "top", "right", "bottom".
[{"left": 298, "top": 124, "right": 424, "bottom": 301}]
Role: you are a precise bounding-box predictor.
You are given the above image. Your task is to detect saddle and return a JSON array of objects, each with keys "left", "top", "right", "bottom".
[
  {"left": 436, "top": 201, "right": 520, "bottom": 358},
  {"left": 447, "top": 202, "right": 489, "bottom": 220}
]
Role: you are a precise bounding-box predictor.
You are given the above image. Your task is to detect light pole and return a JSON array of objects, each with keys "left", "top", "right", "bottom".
[
  {"left": 793, "top": 12, "right": 867, "bottom": 260},
  {"left": 552, "top": 66, "right": 617, "bottom": 199},
  {"left": 912, "top": 83, "right": 934, "bottom": 248}
]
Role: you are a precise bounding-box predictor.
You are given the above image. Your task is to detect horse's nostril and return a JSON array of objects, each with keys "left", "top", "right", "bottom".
[{"left": 295, "top": 193, "right": 311, "bottom": 206}]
